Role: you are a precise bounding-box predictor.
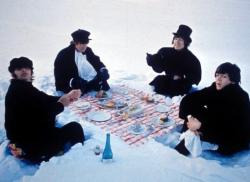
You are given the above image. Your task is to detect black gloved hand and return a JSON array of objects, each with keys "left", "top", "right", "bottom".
[
  {"left": 71, "top": 77, "right": 88, "bottom": 91},
  {"left": 99, "top": 68, "right": 110, "bottom": 81},
  {"left": 146, "top": 53, "right": 153, "bottom": 66}
]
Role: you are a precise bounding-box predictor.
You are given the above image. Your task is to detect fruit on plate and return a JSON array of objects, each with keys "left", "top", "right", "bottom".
[
  {"left": 159, "top": 114, "right": 169, "bottom": 124},
  {"left": 106, "top": 100, "right": 115, "bottom": 108},
  {"left": 141, "top": 94, "right": 154, "bottom": 102}
]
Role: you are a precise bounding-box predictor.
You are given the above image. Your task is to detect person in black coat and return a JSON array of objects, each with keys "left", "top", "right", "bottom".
[
  {"left": 5, "top": 57, "right": 85, "bottom": 163},
  {"left": 146, "top": 25, "right": 201, "bottom": 97},
  {"left": 54, "top": 29, "right": 110, "bottom": 94},
  {"left": 177, "top": 62, "right": 250, "bottom": 156}
]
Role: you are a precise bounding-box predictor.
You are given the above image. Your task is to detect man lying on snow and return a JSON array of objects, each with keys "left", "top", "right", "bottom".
[
  {"left": 5, "top": 57, "right": 85, "bottom": 163},
  {"left": 54, "top": 29, "right": 110, "bottom": 95},
  {"left": 146, "top": 24, "right": 201, "bottom": 97},
  {"left": 175, "top": 62, "right": 250, "bottom": 156}
]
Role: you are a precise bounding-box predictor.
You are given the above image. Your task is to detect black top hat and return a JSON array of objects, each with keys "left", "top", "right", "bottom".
[
  {"left": 173, "top": 24, "right": 192, "bottom": 44},
  {"left": 71, "top": 29, "right": 91, "bottom": 44},
  {"left": 8, "top": 57, "right": 33, "bottom": 73}
]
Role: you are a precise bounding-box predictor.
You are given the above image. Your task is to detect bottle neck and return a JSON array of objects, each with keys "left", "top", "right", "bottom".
[{"left": 105, "top": 133, "right": 110, "bottom": 147}]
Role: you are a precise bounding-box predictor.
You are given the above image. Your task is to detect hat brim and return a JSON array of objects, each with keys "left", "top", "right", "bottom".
[
  {"left": 77, "top": 38, "right": 92, "bottom": 44},
  {"left": 173, "top": 33, "right": 192, "bottom": 43}
]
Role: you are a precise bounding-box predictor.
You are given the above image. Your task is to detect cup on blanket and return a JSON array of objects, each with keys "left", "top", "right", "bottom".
[
  {"left": 133, "top": 121, "right": 142, "bottom": 132},
  {"left": 165, "top": 97, "right": 172, "bottom": 106},
  {"left": 94, "top": 145, "right": 102, "bottom": 155},
  {"left": 115, "top": 110, "right": 128, "bottom": 121}
]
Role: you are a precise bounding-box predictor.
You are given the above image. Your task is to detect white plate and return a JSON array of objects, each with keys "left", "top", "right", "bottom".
[
  {"left": 87, "top": 111, "right": 111, "bottom": 122},
  {"left": 155, "top": 104, "right": 171, "bottom": 113},
  {"left": 165, "top": 97, "right": 172, "bottom": 106},
  {"left": 128, "top": 104, "right": 144, "bottom": 117},
  {"left": 128, "top": 124, "right": 146, "bottom": 135},
  {"left": 172, "top": 96, "right": 182, "bottom": 104},
  {"left": 151, "top": 117, "right": 175, "bottom": 127},
  {"left": 75, "top": 101, "right": 91, "bottom": 110}
]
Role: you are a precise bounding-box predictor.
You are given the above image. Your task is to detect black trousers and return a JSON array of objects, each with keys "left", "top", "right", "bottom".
[
  {"left": 149, "top": 75, "right": 191, "bottom": 97},
  {"left": 25, "top": 122, "right": 84, "bottom": 163},
  {"left": 86, "top": 78, "right": 110, "bottom": 92},
  {"left": 80, "top": 77, "right": 110, "bottom": 94}
]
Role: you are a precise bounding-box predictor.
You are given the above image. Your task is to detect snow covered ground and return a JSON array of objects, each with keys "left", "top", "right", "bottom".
[{"left": 1, "top": 0, "right": 250, "bottom": 181}]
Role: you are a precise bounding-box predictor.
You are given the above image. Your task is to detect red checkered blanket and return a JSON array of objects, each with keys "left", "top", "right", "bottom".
[{"left": 69, "top": 85, "right": 183, "bottom": 146}]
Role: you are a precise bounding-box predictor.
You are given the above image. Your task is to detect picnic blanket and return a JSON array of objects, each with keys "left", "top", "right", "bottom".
[{"left": 69, "top": 85, "right": 184, "bottom": 146}]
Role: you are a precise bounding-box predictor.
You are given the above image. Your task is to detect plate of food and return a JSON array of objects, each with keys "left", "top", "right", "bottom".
[
  {"left": 127, "top": 104, "right": 144, "bottom": 117},
  {"left": 115, "top": 104, "right": 144, "bottom": 118},
  {"left": 75, "top": 101, "right": 91, "bottom": 110},
  {"left": 98, "top": 100, "right": 128, "bottom": 109},
  {"left": 86, "top": 111, "right": 112, "bottom": 122},
  {"left": 141, "top": 95, "right": 155, "bottom": 103},
  {"left": 155, "top": 104, "right": 171, "bottom": 113},
  {"left": 152, "top": 115, "right": 175, "bottom": 127},
  {"left": 128, "top": 123, "right": 146, "bottom": 135}
]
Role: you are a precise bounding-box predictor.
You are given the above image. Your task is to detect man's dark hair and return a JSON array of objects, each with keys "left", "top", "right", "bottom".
[
  {"left": 8, "top": 57, "right": 34, "bottom": 79},
  {"left": 172, "top": 35, "right": 191, "bottom": 48},
  {"left": 215, "top": 62, "right": 241, "bottom": 84}
]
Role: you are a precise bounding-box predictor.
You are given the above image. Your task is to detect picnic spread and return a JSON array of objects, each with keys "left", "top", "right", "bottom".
[{"left": 69, "top": 85, "right": 184, "bottom": 146}]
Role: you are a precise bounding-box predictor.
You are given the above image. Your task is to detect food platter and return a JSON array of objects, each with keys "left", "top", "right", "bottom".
[
  {"left": 128, "top": 104, "right": 144, "bottom": 116},
  {"left": 115, "top": 104, "right": 144, "bottom": 118},
  {"left": 151, "top": 116, "right": 175, "bottom": 128},
  {"left": 98, "top": 100, "right": 128, "bottom": 109}
]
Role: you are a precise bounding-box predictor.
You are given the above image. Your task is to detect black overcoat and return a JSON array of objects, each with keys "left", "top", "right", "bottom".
[
  {"left": 147, "top": 47, "right": 201, "bottom": 97},
  {"left": 5, "top": 79, "right": 64, "bottom": 155},
  {"left": 179, "top": 83, "right": 250, "bottom": 155},
  {"left": 54, "top": 44, "right": 107, "bottom": 93}
]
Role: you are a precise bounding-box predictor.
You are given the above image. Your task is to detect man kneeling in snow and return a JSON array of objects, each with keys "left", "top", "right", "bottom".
[
  {"left": 176, "top": 62, "right": 250, "bottom": 156},
  {"left": 5, "top": 57, "right": 85, "bottom": 163}
]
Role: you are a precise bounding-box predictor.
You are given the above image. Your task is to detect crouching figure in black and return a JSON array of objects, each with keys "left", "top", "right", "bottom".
[
  {"left": 147, "top": 24, "right": 201, "bottom": 97},
  {"left": 5, "top": 57, "right": 85, "bottom": 163},
  {"left": 176, "top": 62, "right": 250, "bottom": 156}
]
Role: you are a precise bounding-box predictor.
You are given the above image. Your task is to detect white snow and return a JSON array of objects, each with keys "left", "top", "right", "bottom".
[{"left": 1, "top": 0, "right": 250, "bottom": 181}]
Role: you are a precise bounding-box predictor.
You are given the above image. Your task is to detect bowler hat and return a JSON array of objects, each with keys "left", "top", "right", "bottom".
[
  {"left": 71, "top": 29, "right": 91, "bottom": 44},
  {"left": 173, "top": 25, "right": 192, "bottom": 44},
  {"left": 8, "top": 57, "right": 33, "bottom": 73}
]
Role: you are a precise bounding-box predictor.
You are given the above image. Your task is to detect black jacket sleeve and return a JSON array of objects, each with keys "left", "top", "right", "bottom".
[
  {"left": 86, "top": 47, "right": 106, "bottom": 74},
  {"left": 5, "top": 80, "right": 64, "bottom": 143},
  {"left": 179, "top": 87, "right": 209, "bottom": 120},
  {"left": 146, "top": 48, "right": 168, "bottom": 73},
  {"left": 185, "top": 51, "right": 201, "bottom": 85},
  {"left": 38, "top": 90, "right": 64, "bottom": 116},
  {"left": 54, "top": 47, "right": 75, "bottom": 93}
]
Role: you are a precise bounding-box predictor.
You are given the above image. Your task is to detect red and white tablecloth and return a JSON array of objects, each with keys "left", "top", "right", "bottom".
[{"left": 69, "top": 85, "right": 183, "bottom": 146}]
